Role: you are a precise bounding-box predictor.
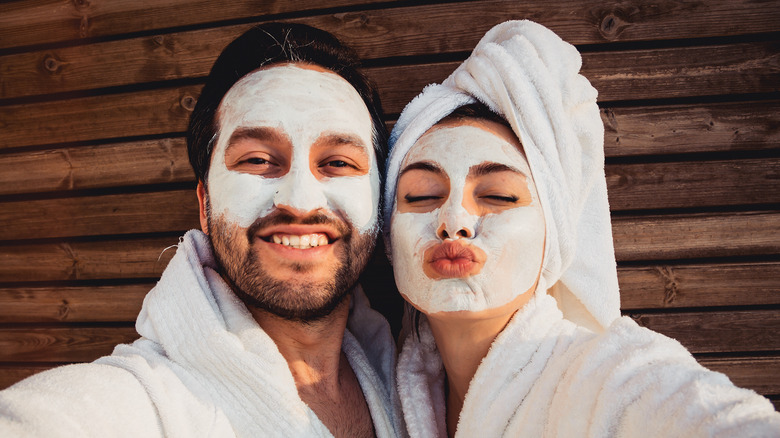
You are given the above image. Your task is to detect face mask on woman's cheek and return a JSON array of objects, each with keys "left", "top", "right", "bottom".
[
  {"left": 389, "top": 124, "right": 546, "bottom": 314},
  {"left": 391, "top": 203, "right": 544, "bottom": 313}
]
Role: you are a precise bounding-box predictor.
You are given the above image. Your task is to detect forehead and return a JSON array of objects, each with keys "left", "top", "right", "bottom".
[
  {"left": 403, "top": 120, "right": 528, "bottom": 174},
  {"left": 216, "top": 63, "right": 374, "bottom": 149}
]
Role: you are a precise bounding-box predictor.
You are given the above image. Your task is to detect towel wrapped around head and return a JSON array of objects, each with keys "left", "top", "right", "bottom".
[{"left": 383, "top": 20, "right": 620, "bottom": 331}]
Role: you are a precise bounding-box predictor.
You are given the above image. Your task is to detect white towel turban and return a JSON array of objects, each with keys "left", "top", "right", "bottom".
[{"left": 383, "top": 20, "right": 620, "bottom": 331}]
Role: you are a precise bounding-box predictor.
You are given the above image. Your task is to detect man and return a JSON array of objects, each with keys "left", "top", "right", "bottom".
[{"left": 0, "top": 23, "right": 403, "bottom": 437}]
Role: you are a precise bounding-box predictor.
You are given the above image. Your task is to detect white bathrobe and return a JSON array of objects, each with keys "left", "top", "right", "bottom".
[
  {"left": 386, "top": 20, "right": 780, "bottom": 437},
  {"left": 397, "top": 293, "right": 780, "bottom": 437},
  {"left": 0, "top": 230, "right": 405, "bottom": 438}
]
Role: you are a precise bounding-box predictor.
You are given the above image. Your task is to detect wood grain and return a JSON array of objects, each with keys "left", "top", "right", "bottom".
[
  {"left": 0, "top": 237, "right": 178, "bottom": 282},
  {"left": 0, "top": 284, "right": 150, "bottom": 323},
  {"left": 612, "top": 211, "right": 780, "bottom": 262},
  {"left": 0, "top": 138, "right": 193, "bottom": 195},
  {"left": 0, "top": 326, "right": 139, "bottom": 362},
  {"left": 602, "top": 100, "right": 780, "bottom": 157},
  {"left": 630, "top": 309, "right": 780, "bottom": 353},
  {"left": 0, "top": 190, "right": 199, "bottom": 240},
  {"left": 0, "top": 0, "right": 386, "bottom": 49},
  {"left": 2, "top": 0, "right": 778, "bottom": 52},
  {"left": 605, "top": 158, "right": 780, "bottom": 211},
  {"left": 0, "top": 85, "right": 200, "bottom": 150},
  {"left": 619, "top": 262, "right": 780, "bottom": 310}
]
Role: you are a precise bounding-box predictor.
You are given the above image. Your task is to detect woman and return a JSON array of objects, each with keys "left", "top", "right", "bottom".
[{"left": 383, "top": 21, "right": 779, "bottom": 437}]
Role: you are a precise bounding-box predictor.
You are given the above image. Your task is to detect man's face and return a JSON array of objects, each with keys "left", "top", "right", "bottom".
[{"left": 201, "top": 64, "right": 380, "bottom": 321}]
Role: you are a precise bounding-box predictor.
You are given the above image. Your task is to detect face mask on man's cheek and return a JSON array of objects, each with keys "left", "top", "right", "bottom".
[{"left": 206, "top": 65, "right": 380, "bottom": 234}]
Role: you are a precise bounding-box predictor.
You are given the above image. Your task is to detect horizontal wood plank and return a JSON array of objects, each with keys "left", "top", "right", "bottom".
[
  {"left": 612, "top": 211, "right": 780, "bottom": 262},
  {"left": 0, "top": 190, "right": 199, "bottom": 240},
  {"left": 2, "top": 100, "right": 778, "bottom": 196},
  {"left": 2, "top": 0, "right": 779, "bottom": 54},
  {"left": 0, "top": 138, "right": 193, "bottom": 195},
  {"left": 0, "top": 0, "right": 385, "bottom": 50},
  {"left": 605, "top": 158, "right": 780, "bottom": 211},
  {"left": 0, "top": 284, "right": 150, "bottom": 323},
  {"left": 1, "top": 160, "right": 777, "bottom": 239},
  {"left": 1, "top": 210, "right": 777, "bottom": 282},
  {"left": 3, "top": 40, "right": 777, "bottom": 148},
  {"left": 0, "top": 86, "right": 200, "bottom": 150},
  {"left": 0, "top": 326, "right": 139, "bottom": 362},
  {"left": 603, "top": 100, "right": 780, "bottom": 157},
  {"left": 619, "top": 261, "right": 780, "bottom": 310},
  {"left": 0, "top": 237, "right": 178, "bottom": 282},
  {"left": 698, "top": 357, "right": 780, "bottom": 395},
  {"left": 630, "top": 309, "right": 780, "bottom": 353}
]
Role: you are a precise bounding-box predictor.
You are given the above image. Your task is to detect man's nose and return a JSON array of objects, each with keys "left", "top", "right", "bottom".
[
  {"left": 273, "top": 167, "right": 328, "bottom": 215},
  {"left": 436, "top": 197, "right": 477, "bottom": 240}
]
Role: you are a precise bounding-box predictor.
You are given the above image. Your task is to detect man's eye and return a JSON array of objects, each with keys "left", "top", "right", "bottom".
[
  {"left": 324, "top": 160, "right": 349, "bottom": 168},
  {"left": 246, "top": 157, "right": 269, "bottom": 165}
]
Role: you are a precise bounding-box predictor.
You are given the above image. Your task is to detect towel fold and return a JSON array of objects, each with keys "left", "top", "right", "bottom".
[{"left": 384, "top": 20, "right": 619, "bottom": 330}]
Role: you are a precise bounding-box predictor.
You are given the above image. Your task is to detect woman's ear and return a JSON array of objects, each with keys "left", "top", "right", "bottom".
[{"left": 196, "top": 181, "right": 209, "bottom": 235}]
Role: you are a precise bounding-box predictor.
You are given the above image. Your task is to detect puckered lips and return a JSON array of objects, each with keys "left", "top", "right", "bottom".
[
  {"left": 423, "top": 240, "right": 486, "bottom": 279},
  {"left": 255, "top": 224, "right": 339, "bottom": 262}
]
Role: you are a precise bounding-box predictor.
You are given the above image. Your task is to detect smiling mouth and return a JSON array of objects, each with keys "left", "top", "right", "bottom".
[{"left": 261, "top": 233, "right": 332, "bottom": 249}]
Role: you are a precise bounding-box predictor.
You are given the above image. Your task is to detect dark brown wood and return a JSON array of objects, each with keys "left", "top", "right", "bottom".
[
  {"left": 3, "top": 0, "right": 778, "bottom": 53},
  {"left": 0, "top": 0, "right": 386, "bottom": 50},
  {"left": 0, "top": 284, "right": 150, "bottom": 323},
  {"left": 0, "top": 85, "right": 200, "bottom": 150},
  {"left": 0, "top": 138, "right": 193, "bottom": 195},
  {"left": 0, "top": 326, "right": 139, "bottom": 362},
  {"left": 0, "top": 237, "right": 177, "bottom": 282},
  {"left": 0, "top": 190, "right": 199, "bottom": 240},
  {"left": 698, "top": 357, "right": 780, "bottom": 395},
  {"left": 619, "top": 262, "right": 780, "bottom": 310},
  {"left": 603, "top": 101, "right": 780, "bottom": 157},
  {"left": 605, "top": 158, "right": 780, "bottom": 211},
  {"left": 3, "top": 100, "right": 779, "bottom": 197},
  {"left": 1, "top": 163, "right": 775, "bottom": 239},
  {"left": 629, "top": 309, "right": 780, "bottom": 354},
  {"left": 612, "top": 211, "right": 780, "bottom": 262}
]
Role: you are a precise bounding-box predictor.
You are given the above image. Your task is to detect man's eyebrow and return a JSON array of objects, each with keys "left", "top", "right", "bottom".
[
  {"left": 318, "top": 133, "right": 369, "bottom": 149},
  {"left": 399, "top": 161, "right": 445, "bottom": 177},
  {"left": 468, "top": 162, "right": 523, "bottom": 178},
  {"left": 225, "top": 127, "right": 286, "bottom": 150}
]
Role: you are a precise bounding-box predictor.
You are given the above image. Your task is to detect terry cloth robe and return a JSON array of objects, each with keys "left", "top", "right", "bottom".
[
  {"left": 397, "top": 293, "right": 780, "bottom": 437},
  {"left": 384, "top": 19, "right": 780, "bottom": 438},
  {"left": 0, "top": 230, "right": 405, "bottom": 438}
]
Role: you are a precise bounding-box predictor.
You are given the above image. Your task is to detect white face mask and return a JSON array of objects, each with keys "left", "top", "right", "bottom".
[
  {"left": 390, "top": 122, "right": 545, "bottom": 313},
  {"left": 207, "top": 64, "right": 379, "bottom": 235}
]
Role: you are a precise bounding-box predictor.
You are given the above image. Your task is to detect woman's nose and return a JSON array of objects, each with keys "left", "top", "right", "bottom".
[{"left": 436, "top": 198, "right": 476, "bottom": 240}]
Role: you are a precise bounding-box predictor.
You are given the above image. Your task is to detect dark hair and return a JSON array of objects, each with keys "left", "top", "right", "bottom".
[{"left": 187, "top": 22, "right": 388, "bottom": 183}]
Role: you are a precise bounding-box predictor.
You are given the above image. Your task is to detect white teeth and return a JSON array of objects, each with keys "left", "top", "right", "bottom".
[{"left": 271, "top": 233, "right": 329, "bottom": 249}]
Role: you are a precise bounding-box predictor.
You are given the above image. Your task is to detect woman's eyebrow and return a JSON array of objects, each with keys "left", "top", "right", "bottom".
[
  {"left": 399, "top": 161, "right": 445, "bottom": 177},
  {"left": 468, "top": 162, "right": 522, "bottom": 178}
]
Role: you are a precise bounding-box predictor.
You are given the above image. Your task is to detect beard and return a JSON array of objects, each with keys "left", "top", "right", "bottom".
[{"left": 206, "top": 202, "right": 377, "bottom": 323}]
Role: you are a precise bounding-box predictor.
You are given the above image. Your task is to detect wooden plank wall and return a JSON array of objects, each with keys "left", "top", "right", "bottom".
[{"left": 0, "top": 0, "right": 778, "bottom": 409}]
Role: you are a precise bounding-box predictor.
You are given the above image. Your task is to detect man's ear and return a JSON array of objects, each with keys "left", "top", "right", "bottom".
[{"left": 196, "top": 180, "right": 209, "bottom": 235}]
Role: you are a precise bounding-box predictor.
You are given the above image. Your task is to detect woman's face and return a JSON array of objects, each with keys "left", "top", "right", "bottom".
[{"left": 390, "top": 118, "right": 545, "bottom": 314}]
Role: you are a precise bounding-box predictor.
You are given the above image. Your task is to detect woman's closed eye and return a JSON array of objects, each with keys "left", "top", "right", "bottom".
[
  {"left": 405, "top": 194, "right": 444, "bottom": 203},
  {"left": 482, "top": 194, "right": 519, "bottom": 203}
]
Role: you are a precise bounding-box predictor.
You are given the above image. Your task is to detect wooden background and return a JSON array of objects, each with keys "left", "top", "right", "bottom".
[{"left": 0, "top": 0, "right": 778, "bottom": 408}]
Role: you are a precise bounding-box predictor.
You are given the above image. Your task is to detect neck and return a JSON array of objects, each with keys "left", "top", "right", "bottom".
[
  {"left": 425, "top": 299, "right": 527, "bottom": 436},
  {"left": 248, "top": 296, "right": 351, "bottom": 395}
]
